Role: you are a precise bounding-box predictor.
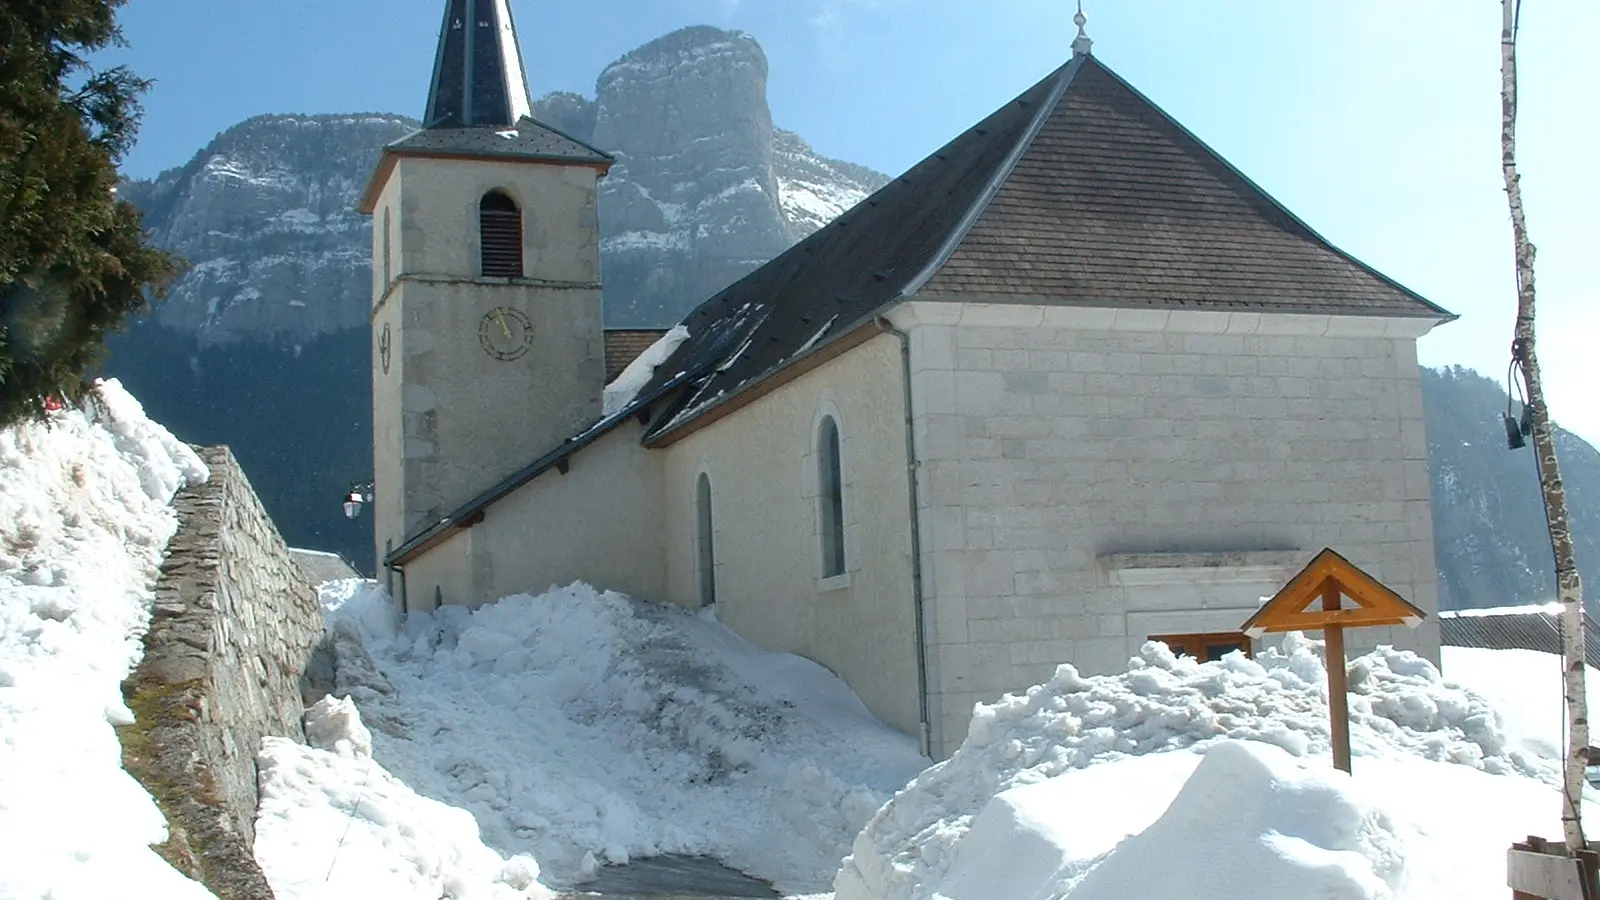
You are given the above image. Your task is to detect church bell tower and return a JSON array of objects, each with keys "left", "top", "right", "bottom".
[{"left": 359, "top": 0, "right": 611, "bottom": 590}]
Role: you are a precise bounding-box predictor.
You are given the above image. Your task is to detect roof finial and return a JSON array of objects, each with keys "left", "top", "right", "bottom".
[{"left": 1072, "top": 0, "right": 1093, "bottom": 57}]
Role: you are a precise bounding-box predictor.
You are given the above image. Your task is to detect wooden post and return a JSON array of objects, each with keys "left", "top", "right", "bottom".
[{"left": 1323, "top": 577, "right": 1352, "bottom": 773}]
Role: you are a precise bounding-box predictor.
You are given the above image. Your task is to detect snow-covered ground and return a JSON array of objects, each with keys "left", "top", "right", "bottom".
[
  {"left": 255, "top": 579, "right": 926, "bottom": 896},
  {"left": 1441, "top": 644, "right": 1600, "bottom": 762},
  {"left": 255, "top": 695, "right": 551, "bottom": 900},
  {"left": 0, "top": 382, "right": 212, "bottom": 899},
  {"left": 835, "top": 635, "right": 1598, "bottom": 900},
  {"left": 8, "top": 379, "right": 1600, "bottom": 900}
]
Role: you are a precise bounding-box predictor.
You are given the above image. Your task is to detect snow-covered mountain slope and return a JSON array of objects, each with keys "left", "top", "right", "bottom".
[
  {"left": 0, "top": 383, "right": 212, "bottom": 899},
  {"left": 835, "top": 637, "right": 1600, "bottom": 900},
  {"left": 774, "top": 128, "right": 884, "bottom": 235},
  {"left": 569, "top": 25, "right": 887, "bottom": 325},
  {"left": 121, "top": 114, "right": 417, "bottom": 343}
]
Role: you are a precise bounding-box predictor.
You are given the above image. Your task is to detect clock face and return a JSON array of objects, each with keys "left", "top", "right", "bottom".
[
  {"left": 478, "top": 306, "right": 534, "bottom": 361},
  {"left": 378, "top": 323, "right": 391, "bottom": 374}
]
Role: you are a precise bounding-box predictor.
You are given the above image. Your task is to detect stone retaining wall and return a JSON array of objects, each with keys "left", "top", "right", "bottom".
[{"left": 119, "top": 445, "right": 329, "bottom": 899}]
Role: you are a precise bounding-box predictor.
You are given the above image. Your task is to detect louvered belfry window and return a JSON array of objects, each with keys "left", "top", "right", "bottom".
[{"left": 479, "top": 191, "right": 523, "bottom": 278}]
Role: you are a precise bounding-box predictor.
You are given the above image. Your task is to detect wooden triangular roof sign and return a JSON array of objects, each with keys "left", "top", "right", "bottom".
[{"left": 1241, "top": 548, "right": 1426, "bottom": 638}]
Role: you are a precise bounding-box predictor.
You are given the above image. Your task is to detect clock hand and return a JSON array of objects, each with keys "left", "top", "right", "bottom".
[{"left": 495, "top": 309, "right": 512, "bottom": 339}]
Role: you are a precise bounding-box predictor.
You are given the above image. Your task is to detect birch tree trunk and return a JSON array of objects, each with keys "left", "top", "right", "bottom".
[{"left": 1501, "top": 0, "right": 1589, "bottom": 852}]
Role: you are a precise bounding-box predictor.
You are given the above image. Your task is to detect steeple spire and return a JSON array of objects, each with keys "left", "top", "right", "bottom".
[
  {"left": 423, "top": 0, "right": 533, "bottom": 128},
  {"left": 1071, "top": 0, "right": 1093, "bottom": 57}
]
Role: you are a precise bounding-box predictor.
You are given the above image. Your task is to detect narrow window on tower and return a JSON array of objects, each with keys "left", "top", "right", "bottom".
[
  {"left": 696, "top": 472, "right": 716, "bottom": 606},
  {"left": 818, "top": 416, "right": 846, "bottom": 578},
  {"left": 479, "top": 190, "right": 523, "bottom": 277},
  {"left": 381, "top": 206, "right": 392, "bottom": 286}
]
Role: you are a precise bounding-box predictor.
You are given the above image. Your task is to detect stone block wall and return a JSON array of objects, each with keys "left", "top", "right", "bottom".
[
  {"left": 120, "top": 445, "right": 327, "bottom": 900},
  {"left": 891, "top": 302, "right": 1444, "bottom": 757}
]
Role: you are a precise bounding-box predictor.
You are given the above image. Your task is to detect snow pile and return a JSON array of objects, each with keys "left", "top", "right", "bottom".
[
  {"left": 602, "top": 324, "right": 689, "bottom": 415},
  {"left": 254, "top": 697, "right": 550, "bottom": 900},
  {"left": 926, "top": 737, "right": 1596, "bottom": 900},
  {"left": 312, "top": 580, "right": 926, "bottom": 894},
  {"left": 1064, "top": 741, "right": 1408, "bottom": 900},
  {"left": 0, "top": 381, "right": 211, "bottom": 899},
  {"left": 837, "top": 635, "right": 1565, "bottom": 900},
  {"left": 1441, "top": 645, "right": 1600, "bottom": 761}
]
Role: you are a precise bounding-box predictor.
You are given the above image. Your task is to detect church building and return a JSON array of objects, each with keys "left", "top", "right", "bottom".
[{"left": 360, "top": 0, "right": 1453, "bottom": 758}]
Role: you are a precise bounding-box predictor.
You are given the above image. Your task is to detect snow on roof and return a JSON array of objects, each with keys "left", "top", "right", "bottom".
[
  {"left": 601, "top": 324, "right": 689, "bottom": 416},
  {"left": 1436, "top": 602, "right": 1566, "bottom": 618}
]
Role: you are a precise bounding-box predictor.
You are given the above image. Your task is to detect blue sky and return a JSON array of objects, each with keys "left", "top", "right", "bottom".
[{"left": 103, "top": 0, "right": 1597, "bottom": 443}]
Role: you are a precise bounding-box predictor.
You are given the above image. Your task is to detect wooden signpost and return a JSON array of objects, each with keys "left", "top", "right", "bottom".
[{"left": 1240, "top": 548, "right": 1427, "bottom": 773}]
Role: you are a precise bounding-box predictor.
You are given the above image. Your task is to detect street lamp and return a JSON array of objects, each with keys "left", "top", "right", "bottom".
[{"left": 343, "top": 482, "right": 373, "bottom": 520}]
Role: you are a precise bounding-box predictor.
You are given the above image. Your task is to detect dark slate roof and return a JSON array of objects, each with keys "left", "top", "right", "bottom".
[
  {"left": 632, "top": 54, "right": 1452, "bottom": 443},
  {"left": 386, "top": 116, "right": 612, "bottom": 166},
  {"left": 424, "top": 0, "right": 531, "bottom": 128},
  {"left": 922, "top": 61, "right": 1447, "bottom": 315},
  {"left": 1439, "top": 608, "right": 1600, "bottom": 669}
]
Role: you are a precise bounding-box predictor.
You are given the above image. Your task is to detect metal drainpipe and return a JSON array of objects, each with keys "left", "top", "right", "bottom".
[{"left": 877, "top": 317, "right": 933, "bottom": 758}]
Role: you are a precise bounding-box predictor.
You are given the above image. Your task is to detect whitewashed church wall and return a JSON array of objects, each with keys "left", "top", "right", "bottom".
[
  {"left": 885, "top": 301, "right": 1444, "bottom": 758},
  {"left": 401, "top": 422, "right": 668, "bottom": 612},
  {"left": 661, "top": 333, "right": 924, "bottom": 738}
]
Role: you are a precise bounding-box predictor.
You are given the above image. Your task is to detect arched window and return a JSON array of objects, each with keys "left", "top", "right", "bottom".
[
  {"left": 696, "top": 472, "right": 716, "bottom": 606},
  {"left": 818, "top": 416, "right": 845, "bottom": 577},
  {"left": 381, "top": 206, "right": 392, "bottom": 286},
  {"left": 479, "top": 190, "right": 523, "bottom": 277}
]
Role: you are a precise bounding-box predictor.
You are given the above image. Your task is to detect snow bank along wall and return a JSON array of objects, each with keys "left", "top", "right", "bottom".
[{"left": 119, "top": 446, "right": 328, "bottom": 900}]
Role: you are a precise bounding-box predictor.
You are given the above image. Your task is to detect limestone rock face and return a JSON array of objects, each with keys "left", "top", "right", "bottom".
[
  {"left": 590, "top": 27, "right": 791, "bottom": 324},
  {"left": 123, "top": 114, "right": 417, "bottom": 345}
]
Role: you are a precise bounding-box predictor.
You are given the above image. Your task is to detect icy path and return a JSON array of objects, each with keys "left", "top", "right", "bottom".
[
  {"left": 558, "top": 855, "right": 780, "bottom": 898},
  {"left": 312, "top": 581, "right": 927, "bottom": 896}
]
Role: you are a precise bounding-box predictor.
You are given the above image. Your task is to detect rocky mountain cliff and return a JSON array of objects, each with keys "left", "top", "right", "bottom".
[
  {"left": 120, "top": 114, "right": 418, "bottom": 343},
  {"left": 104, "top": 28, "right": 1599, "bottom": 608}
]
